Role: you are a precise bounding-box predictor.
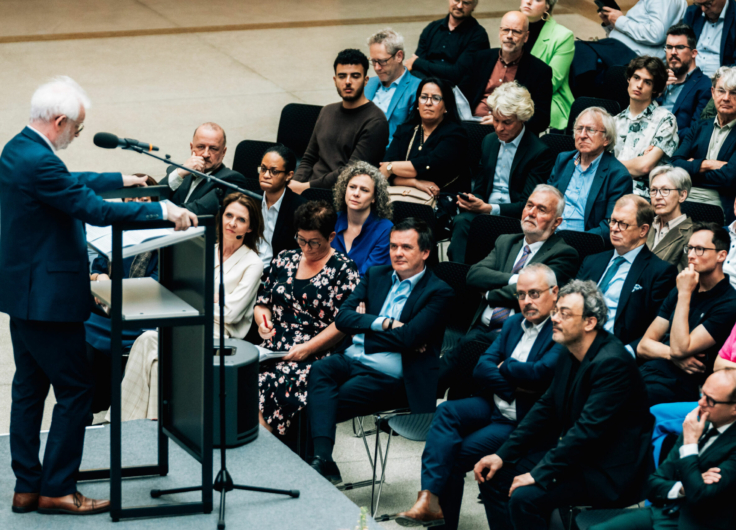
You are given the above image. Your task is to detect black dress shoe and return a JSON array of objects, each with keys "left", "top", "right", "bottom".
[{"left": 309, "top": 456, "right": 342, "bottom": 485}]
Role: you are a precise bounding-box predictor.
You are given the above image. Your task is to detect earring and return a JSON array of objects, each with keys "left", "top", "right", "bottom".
[{"left": 542, "top": 10, "right": 550, "bottom": 21}]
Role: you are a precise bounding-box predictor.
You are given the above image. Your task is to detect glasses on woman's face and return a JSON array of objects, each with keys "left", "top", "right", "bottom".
[
  {"left": 419, "top": 94, "right": 443, "bottom": 105},
  {"left": 650, "top": 187, "right": 680, "bottom": 197},
  {"left": 258, "top": 165, "right": 287, "bottom": 177},
  {"left": 295, "top": 235, "right": 323, "bottom": 250},
  {"left": 684, "top": 245, "right": 717, "bottom": 256},
  {"left": 515, "top": 287, "right": 553, "bottom": 300}
]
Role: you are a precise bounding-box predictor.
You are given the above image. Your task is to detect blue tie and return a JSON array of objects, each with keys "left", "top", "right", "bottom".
[{"left": 598, "top": 256, "right": 626, "bottom": 294}]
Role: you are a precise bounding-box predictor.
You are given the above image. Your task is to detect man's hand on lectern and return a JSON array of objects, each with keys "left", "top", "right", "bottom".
[
  {"left": 166, "top": 203, "right": 198, "bottom": 231},
  {"left": 122, "top": 174, "right": 150, "bottom": 187}
]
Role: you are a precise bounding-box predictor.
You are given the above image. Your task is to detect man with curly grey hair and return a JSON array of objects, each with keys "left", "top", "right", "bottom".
[{"left": 475, "top": 279, "right": 653, "bottom": 530}]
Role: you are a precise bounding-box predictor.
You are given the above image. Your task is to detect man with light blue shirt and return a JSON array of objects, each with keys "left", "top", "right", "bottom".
[
  {"left": 365, "top": 28, "right": 422, "bottom": 146},
  {"left": 307, "top": 217, "right": 453, "bottom": 484},
  {"left": 685, "top": 0, "right": 736, "bottom": 78}
]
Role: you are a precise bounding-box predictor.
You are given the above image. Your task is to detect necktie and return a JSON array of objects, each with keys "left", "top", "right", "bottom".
[
  {"left": 698, "top": 426, "right": 719, "bottom": 452},
  {"left": 489, "top": 245, "right": 532, "bottom": 327},
  {"left": 598, "top": 256, "right": 626, "bottom": 294}
]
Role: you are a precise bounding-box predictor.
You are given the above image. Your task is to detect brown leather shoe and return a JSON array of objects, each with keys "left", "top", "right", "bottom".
[
  {"left": 396, "top": 490, "right": 445, "bottom": 527},
  {"left": 12, "top": 492, "right": 39, "bottom": 513},
  {"left": 37, "top": 492, "right": 111, "bottom": 515}
]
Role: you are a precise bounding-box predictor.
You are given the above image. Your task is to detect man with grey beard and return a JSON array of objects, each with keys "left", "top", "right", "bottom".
[{"left": 437, "top": 185, "right": 580, "bottom": 397}]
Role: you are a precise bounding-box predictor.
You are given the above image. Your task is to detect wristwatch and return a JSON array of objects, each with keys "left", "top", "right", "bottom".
[{"left": 386, "top": 163, "right": 393, "bottom": 174}]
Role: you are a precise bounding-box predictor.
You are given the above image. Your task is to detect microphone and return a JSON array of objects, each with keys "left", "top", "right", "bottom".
[{"left": 94, "top": 132, "right": 159, "bottom": 152}]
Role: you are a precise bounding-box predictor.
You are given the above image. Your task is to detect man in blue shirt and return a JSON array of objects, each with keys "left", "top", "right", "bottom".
[
  {"left": 307, "top": 218, "right": 453, "bottom": 483},
  {"left": 365, "top": 28, "right": 421, "bottom": 146},
  {"left": 684, "top": 0, "right": 736, "bottom": 78}
]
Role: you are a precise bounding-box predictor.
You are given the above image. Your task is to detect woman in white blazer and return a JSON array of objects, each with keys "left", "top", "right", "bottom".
[{"left": 114, "top": 193, "right": 265, "bottom": 421}]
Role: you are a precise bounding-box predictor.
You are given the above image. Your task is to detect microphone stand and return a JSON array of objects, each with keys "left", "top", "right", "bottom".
[{"left": 124, "top": 146, "right": 299, "bottom": 529}]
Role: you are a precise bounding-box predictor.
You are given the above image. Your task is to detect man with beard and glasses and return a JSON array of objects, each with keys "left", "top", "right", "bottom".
[
  {"left": 437, "top": 185, "right": 579, "bottom": 398},
  {"left": 657, "top": 24, "right": 712, "bottom": 140},
  {"left": 291, "top": 49, "right": 389, "bottom": 193}
]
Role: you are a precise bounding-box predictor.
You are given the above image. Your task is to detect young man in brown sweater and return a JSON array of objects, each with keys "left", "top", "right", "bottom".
[{"left": 290, "top": 49, "right": 389, "bottom": 192}]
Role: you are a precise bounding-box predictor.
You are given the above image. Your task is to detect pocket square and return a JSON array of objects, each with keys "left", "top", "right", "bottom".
[{"left": 632, "top": 284, "right": 643, "bottom": 292}]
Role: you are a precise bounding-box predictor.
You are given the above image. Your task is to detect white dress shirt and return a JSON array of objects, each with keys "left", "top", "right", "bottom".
[
  {"left": 256, "top": 189, "right": 286, "bottom": 268},
  {"left": 489, "top": 127, "right": 525, "bottom": 215},
  {"left": 696, "top": 1, "right": 729, "bottom": 77}
]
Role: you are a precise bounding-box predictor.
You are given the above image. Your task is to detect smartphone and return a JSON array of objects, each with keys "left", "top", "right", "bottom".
[
  {"left": 458, "top": 193, "right": 471, "bottom": 201},
  {"left": 595, "top": 0, "right": 621, "bottom": 10}
]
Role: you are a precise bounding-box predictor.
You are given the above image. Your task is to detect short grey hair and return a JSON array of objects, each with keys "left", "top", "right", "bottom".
[
  {"left": 519, "top": 263, "right": 557, "bottom": 287},
  {"left": 487, "top": 81, "right": 535, "bottom": 123},
  {"left": 29, "top": 76, "right": 91, "bottom": 122},
  {"left": 712, "top": 66, "right": 736, "bottom": 91},
  {"left": 531, "top": 184, "right": 566, "bottom": 218},
  {"left": 649, "top": 165, "right": 692, "bottom": 196},
  {"left": 333, "top": 161, "right": 393, "bottom": 220},
  {"left": 574, "top": 107, "right": 617, "bottom": 153},
  {"left": 367, "top": 28, "right": 405, "bottom": 56},
  {"left": 558, "top": 280, "right": 608, "bottom": 330}
]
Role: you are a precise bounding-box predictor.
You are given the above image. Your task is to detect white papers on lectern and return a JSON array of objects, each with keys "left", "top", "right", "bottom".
[
  {"left": 86, "top": 224, "right": 205, "bottom": 259},
  {"left": 255, "top": 346, "right": 289, "bottom": 363}
]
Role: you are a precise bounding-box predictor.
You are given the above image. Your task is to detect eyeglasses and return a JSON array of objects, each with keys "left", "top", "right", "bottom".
[
  {"left": 550, "top": 308, "right": 583, "bottom": 320},
  {"left": 607, "top": 218, "right": 636, "bottom": 231},
  {"left": 664, "top": 45, "right": 694, "bottom": 52},
  {"left": 515, "top": 287, "right": 553, "bottom": 300},
  {"left": 370, "top": 54, "right": 397, "bottom": 68},
  {"left": 500, "top": 28, "right": 525, "bottom": 37},
  {"left": 56, "top": 115, "right": 84, "bottom": 135},
  {"left": 295, "top": 235, "right": 323, "bottom": 250},
  {"left": 573, "top": 126, "right": 602, "bottom": 136},
  {"left": 684, "top": 245, "right": 718, "bottom": 256},
  {"left": 258, "top": 165, "right": 287, "bottom": 177},
  {"left": 701, "top": 391, "right": 736, "bottom": 408},
  {"left": 694, "top": 0, "right": 716, "bottom": 8},
  {"left": 419, "top": 94, "right": 443, "bottom": 104},
  {"left": 650, "top": 187, "right": 680, "bottom": 197}
]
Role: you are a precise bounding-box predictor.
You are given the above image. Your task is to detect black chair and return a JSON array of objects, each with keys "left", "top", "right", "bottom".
[
  {"left": 566, "top": 97, "right": 621, "bottom": 135},
  {"left": 681, "top": 200, "right": 725, "bottom": 225},
  {"left": 446, "top": 340, "right": 491, "bottom": 401},
  {"left": 462, "top": 120, "right": 492, "bottom": 172},
  {"left": 541, "top": 134, "right": 576, "bottom": 160},
  {"left": 239, "top": 177, "right": 263, "bottom": 197},
  {"left": 276, "top": 103, "right": 323, "bottom": 159},
  {"left": 601, "top": 65, "right": 630, "bottom": 114},
  {"left": 391, "top": 201, "right": 436, "bottom": 232},
  {"left": 556, "top": 230, "right": 606, "bottom": 265},
  {"left": 464, "top": 215, "right": 523, "bottom": 266},
  {"left": 433, "top": 262, "right": 479, "bottom": 352},
  {"left": 301, "top": 187, "right": 334, "bottom": 205},
  {"left": 232, "top": 140, "right": 279, "bottom": 180}
]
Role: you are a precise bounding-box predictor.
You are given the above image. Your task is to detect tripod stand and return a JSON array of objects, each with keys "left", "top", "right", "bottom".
[{"left": 119, "top": 144, "right": 299, "bottom": 529}]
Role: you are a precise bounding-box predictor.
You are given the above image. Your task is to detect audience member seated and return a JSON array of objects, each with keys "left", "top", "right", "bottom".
[
  {"left": 684, "top": 0, "right": 736, "bottom": 78},
  {"left": 366, "top": 28, "right": 422, "bottom": 146},
  {"left": 571, "top": 0, "right": 687, "bottom": 97},
  {"left": 255, "top": 201, "right": 359, "bottom": 435},
  {"left": 657, "top": 24, "right": 713, "bottom": 140},
  {"left": 395, "top": 264, "right": 563, "bottom": 529},
  {"left": 723, "top": 196, "right": 736, "bottom": 290},
  {"left": 548, "top": 107, "right": 633, "bottom": 240},
  {"left": 671, "top": 66, "right": 736, "bottom": 222},
  {"left": 291, "top": 49, "right": 389, "bottom": 193},
  {"left": 379, "top": 77, "right": 468, "bottom": 197},
  {"left": 519, "top": 0, "right": 575, "bottom": 131},
  {"left": 475, "top": 280, "right": 654, "bottom": 530},
  {"left": 160, "top": 122, "right": 247, "bottom": 216},
  {"left": 457, "top": 11, "right": 552, "bottom": 135},
  {"left": 590, "top": 369, "right": 736, "bottom": 530},
  {"left": 576, "top": 195, "right": 677, "bottom": 356},
  {"left": 404, "top": 0, "right": 490, "bottom": 86},
  {"left": 256, "top": 145, "right": 307, "bottom": 269},
  {"left": 331, "top": 162, "right": 393, "bottom": 276},
  {"left": 717, "top": 322, "right": 736, "bottom": 369},
  {"left": 115, "top": 193, "right": 265, "bottom": 421},
  {"left": 614, "top": 56, "right": 679, "bottom": 197},
  {"left": 438, "top": 185, "right": 578, "bottom": 396},
  {"left": 447, "top": 81, "right": 555, "bottom": 263},
  {"left": 647, "top": 166, "right": 694, "bottom": 271},
  {"left": 307, "top": 218, "right": 453, "bottom": 484},
  {"left": 638, "top": 223, "right": 736, "bottom": 406}
]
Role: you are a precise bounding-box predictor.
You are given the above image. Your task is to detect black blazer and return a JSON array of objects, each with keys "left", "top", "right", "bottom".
[
  {"left": 270, "top": 187, "right": 307, "bottom": 259},
  {"left": 576, "top": 245, "right": 677, "bottom": 352},
  {"left": 497, "top": 331, "right": 653, "bottom": 503},
  {"left": 466, "top": 233, "right": 580, "bottom": 327},
  {"left": 647, "top": 427, "right": 736, "bottom": 530},
  {"left": 472, "top": 129, "right": 555, "bottom": 218},
  {"left": 384, "top": 120, "right": 468, "bottom": 191},
  {"left": 457, "top": 48, "right": 553, "bottom": 135},
  {"left": 161, "top": 163, "right": 248, "bottom": 216},
  {"left": 335, "top": 265, "right": 454, "bottom": 413}
]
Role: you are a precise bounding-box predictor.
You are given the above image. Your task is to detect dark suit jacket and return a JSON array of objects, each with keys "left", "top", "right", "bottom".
[
  {"left": 335, "top": 265, "right": 454, "bottom": 413},
  {"left": 497, "top": 331, "right": 653, "bottom": 502},
  {"left": 270, "top": 187, "right": 306, "bottom": 259},
  {"left": 646, "top": 216, "right": 693, "bottom": 272},
  {"left": 466, "top": 233, "right": 580, "bottom": 327},
  {"left": 457, "top": 48, "right": 553, "bottom": 135},
  {"left": 576, "top": 245, "right": 677, "bottom": 352},
  {"left": 473, "top": 314, "right": 563, "bottom": 420},
  {"left": 0, "top": 127, "right": 162, "bottom": 323},
  {"left": 161, "top": 163, "right": 248, "bottom": 216},
  {"left": 472, "top": 129, "right": 555, "bottom": 219},
  {"left": 685, "top": 0, "right": 736, "bottom": 70},
  {"left": 547, "top": 150, "right": 633, "bottom": 240},
  {"left": 671, "top": 118, "right": 736, "bottom": 217},
  {"left": 656, "top": 67, "right": 712, "bottom": 140},
  {"left": 647, "top": 427, "right": 736, "bottom": 530}
]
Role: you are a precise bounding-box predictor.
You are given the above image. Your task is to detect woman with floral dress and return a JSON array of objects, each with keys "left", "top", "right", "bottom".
[{"left": 254, "top": 201, "right": 359, "bottom": 435}]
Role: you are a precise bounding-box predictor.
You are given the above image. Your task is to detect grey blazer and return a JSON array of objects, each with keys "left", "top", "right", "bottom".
[{"left": 646, "top": 216, "right": 693, "bottom": 272}]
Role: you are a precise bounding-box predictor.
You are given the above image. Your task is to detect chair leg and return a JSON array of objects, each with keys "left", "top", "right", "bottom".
[
  {"left": 370, "top": 417, "right": 382, "bottom": 516},
  {"left": 355, "top": 415, "right": 375, "bottom": 468},
  {"left": 373, "top": 428, "right": 393, "bottom": 516}
]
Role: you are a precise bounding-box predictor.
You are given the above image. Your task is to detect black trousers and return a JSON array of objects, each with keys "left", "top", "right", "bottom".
[
  {"left": 437, "top": 324, "right": 499, "bottom": 399},
  {"left": 589, "top": 505, "right": 679, "bottom": 530},
  {"left": 447, "top": 211, "right": 480, "bottom": 264},
  {"left": 308, "top": 354, "right": 409, "bottom": 444},
  {"left": 9, "top": 318, "right": 93, "bottom": 497},
  {"left": 640, "top": 360, "right": 700, "bottom": 407}
]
